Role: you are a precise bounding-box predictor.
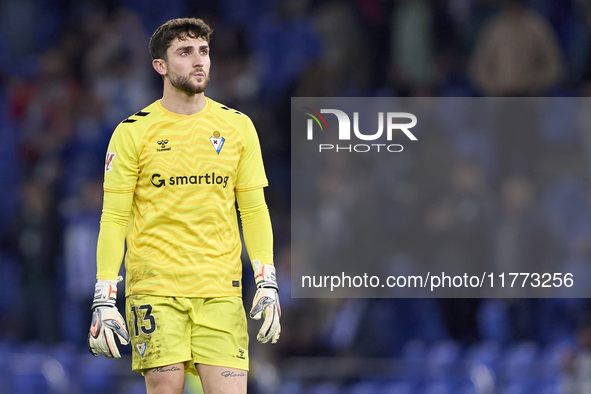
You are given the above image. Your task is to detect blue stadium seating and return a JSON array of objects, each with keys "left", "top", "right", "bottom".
[
  {"left": 308, "top": 381, "right": 342, "bottom": 394},
  {"left": 498, "top": 342, "right": 538, "bottom": 385},
  {"left": 425, "top": 340, "right": 462, "bottom": 382},
  {"left": 346, "top": 381, "right": 382, "bottom": 394},
  {"left": 379, "top": 381, "right": 415, "bottom": 394},
  {"left": 9, "top": 353, "right": 51, "bottom": 394},
  {"left": 465, "top": 341, "right": 502, "bottom": 371},
  {"left": 78, "top": 353, "right": 120, "bottom": 393}
]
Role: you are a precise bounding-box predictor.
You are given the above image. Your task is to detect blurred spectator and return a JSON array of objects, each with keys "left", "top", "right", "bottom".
[
  {"left": 558, "top": 185, "right": 591, "bottom": 327},
  {"left": 0, "top": 0, "right": 37, "bottom": 60},
  {"left": 308, "top": 1, "right": 372, "bottom": 96},
  {"left": 252, "top": 0, "right": 321, "bottom": 102},
  {"left": 419, "top": 159, "right": 495, "bottom": 275},
  {"left": 494, "top": 175, "right": 559, "bottom": 276},
  {"left": 206, "top": 24, "right": 260, "bottom": 107},
  {"left": 352, "top": 0, "right": 391, "bottom": 89},
  {"left": 561, "top": 312, "right": 591, "bottom": 393},
  {"left": 469, "top": 0, "right": 565, "bottom": 96},
  {"left": 12, "top": 47, "right": 80, "bottom": 178},
  {"left": 389, "top": 0, "right": 437, "bottom": 94},
  {"left": 419, "top": 159, "right": 495, "bottom": 343},
  {"left": 492, "top": 98, "right": 539, "bottom": 182},
  {"left": 389, "top": 0, "right": 459, "bottom": 95},
  {"left": 83, "top": 8, "right": 155, "bottom": 129},
  {"left": 0, "top": 99, "right": 19, "bottom": 242},
  {"left": 16, "top": 180, "right": 60, "bottom": 343},
  {"left": 61, "top": 178, "right": 105, "bottom": 346},
  {"left": 578, "top": 96, "right": 591, "bottom": 176},
  {"left": 491, "top": 175, "right": 562, "bottom": 341}
]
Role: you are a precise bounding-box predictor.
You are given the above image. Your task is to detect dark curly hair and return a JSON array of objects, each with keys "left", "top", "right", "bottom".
[{"left": 149, "top": 18, "right": 213, "bottom": 60}]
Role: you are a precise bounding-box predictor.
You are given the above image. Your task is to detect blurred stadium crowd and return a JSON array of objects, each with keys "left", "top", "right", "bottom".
[{"left": 2, "top": 0, "right": 591, "bottom": 393}]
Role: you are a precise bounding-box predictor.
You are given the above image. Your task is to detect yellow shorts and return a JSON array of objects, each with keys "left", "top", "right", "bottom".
[{"left": 126, "top": 295, "right": 249, "bottom": 375}]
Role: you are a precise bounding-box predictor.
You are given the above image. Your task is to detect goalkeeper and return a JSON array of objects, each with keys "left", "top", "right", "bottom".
[{"left": 87, "top": 17, "right": 280, "bottom": 394}]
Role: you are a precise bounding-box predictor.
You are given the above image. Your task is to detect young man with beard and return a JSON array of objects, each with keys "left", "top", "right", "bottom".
[{"left": 87, "top": 18, "right": 281, "bottom": 394}]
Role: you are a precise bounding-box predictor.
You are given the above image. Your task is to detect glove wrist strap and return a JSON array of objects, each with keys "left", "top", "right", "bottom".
[
  {"left": 92, "top": 276, "right": 123, "bottom": 309},
  {"left": 253, "top": 260, "right": 278, "bottom": 291}
]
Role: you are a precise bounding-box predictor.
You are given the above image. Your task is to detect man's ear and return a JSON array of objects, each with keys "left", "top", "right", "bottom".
[{"left": 152, "top": 59, "right": 167, "bottom": 76}]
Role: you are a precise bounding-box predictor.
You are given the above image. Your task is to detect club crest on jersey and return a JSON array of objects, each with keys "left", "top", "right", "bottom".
[
  {"left": 105, "top": 152, "right": 116, "bottom": 173},
  {"left": 210, "top": 131, "right": 225, "bottom": 154},
  {"left": 136, "top": 340, "right": 146, "bottom": 357}
]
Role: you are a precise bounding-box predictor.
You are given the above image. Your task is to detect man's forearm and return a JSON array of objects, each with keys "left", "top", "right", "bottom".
[
  {"left": 236, "top": 188, "right": 273, "bottom": 268},
  {"left": 96, "top": 190, "right": 133, "bottom": 280}
]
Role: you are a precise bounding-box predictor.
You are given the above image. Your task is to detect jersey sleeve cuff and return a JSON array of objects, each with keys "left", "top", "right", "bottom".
[
  {"left": 235, "top": 182, "right": 268, "bottom": 192},
  {"left": 103, "top": 187, "right": 136, "bottom": 193}
]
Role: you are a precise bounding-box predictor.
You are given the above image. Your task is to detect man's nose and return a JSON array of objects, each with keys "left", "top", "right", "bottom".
[{"left": 193, "top": 54, "right": 204, "bottom": 68}]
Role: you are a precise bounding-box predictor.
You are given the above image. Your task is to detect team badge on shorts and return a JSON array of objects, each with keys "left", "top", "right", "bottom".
[
  {"left": 210, "top": 131, "right": 225, "bottom": 154},
  {"left": 136, "top": 340, "right": 146, "bottom": 357}
]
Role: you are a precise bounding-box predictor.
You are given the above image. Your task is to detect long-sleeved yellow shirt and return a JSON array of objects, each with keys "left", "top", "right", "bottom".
[{"left": 96, "top": 98, "right": 274, "bottom": 297}]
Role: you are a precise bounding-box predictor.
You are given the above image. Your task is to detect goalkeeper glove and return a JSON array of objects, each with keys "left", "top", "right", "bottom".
[
  {"left": 87, "top": 276, "right": 130, "bottom": 359},
  {"left": 249, "top": 260, "right": 281, "bottom": 344}
]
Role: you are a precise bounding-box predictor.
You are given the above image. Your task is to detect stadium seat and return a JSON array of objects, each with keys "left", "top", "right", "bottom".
[
  {"left": 539, "top": 99, "right": 579, "bottom": 144},
  {"left": 119, "top": 379, "right": 148, "bottom": 394},
  {"left": 279, "top": 381, "right": 304, "bottom": 394},
  {"left": 346, "top": 380, "right": 382, "bottom": 394},
  {"left": 499, "top": 342, "right": 538, "bottom": 385},
  {"left": 308, "top": 381, "right": 342, "bottom": 394},
  {"left": 78, "top": 354, "right": 119, "bottom": 393},
  {"left": 539, "top": 341, "right": 570, "bottom": 383},
  {"left": 379, "top": 381, "right": 415, "bottom": 394},
  {"left": 50, "top": 342, "right": 77, "bottom": 381},
  {"left": 423, "top": 381, "right": 456, "bottom": 394},
  {"left": 9, "top": 353, "right": 50, "bottom": 394},
  {"left": 0, "top": 254, "right": 19, "bottom": 314},
  {"left": 499, "top": 381, "right": 532, "bottom": 394},
  {"left": 425, "top": 340, "right": 462, "bottom": 381},
  {"left": 456, "top": 381, "right": 478, "bottom": 394},
  {"left": 535, "top": 382, "right": 562, "bottom": 394},
  {"left": 0, "top": 345, "right": 10, "bottom": 393},
  {"left": 401, "top": 340, "right": 427, "bottom": 381},
  {"left": 467, "top": 363, "right": 496, "bottom": 393},
  {"left": 465, "top": 341, "right": 501, "bottom": 370}
]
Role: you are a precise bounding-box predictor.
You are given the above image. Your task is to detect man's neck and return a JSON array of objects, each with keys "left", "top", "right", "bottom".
[{"left": 160, "top": 84, "right": 207, "bottom": 115}]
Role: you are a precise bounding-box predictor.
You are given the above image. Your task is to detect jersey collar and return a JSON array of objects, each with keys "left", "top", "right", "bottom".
[{"left": 156, "top": 97, "right": 211, "bottom": 120}]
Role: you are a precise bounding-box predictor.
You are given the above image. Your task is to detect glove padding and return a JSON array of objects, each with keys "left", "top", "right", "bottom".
[
  {"left": 87, "top": 276, "right": 130, "bottom": 358},
  {"left": 249, "top": 260, "right": 281, "bottom": 344}
]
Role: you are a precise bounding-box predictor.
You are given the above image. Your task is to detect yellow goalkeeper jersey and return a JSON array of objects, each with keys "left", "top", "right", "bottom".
[{"left": 103, "top": 98, "right": 268, "bottom": 297}]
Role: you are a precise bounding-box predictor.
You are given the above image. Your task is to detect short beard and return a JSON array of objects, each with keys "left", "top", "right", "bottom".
[{"left": 169, "top": 71, "right": 209, "bottom": 95}]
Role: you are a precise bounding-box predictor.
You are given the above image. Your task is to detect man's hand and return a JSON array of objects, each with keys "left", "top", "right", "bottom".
[
  {"left": 249, "top": 260, "right": 281, "bottom": 344},
  {"left": 87, "top": 276, "right": 130, "bottom": 358}
]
